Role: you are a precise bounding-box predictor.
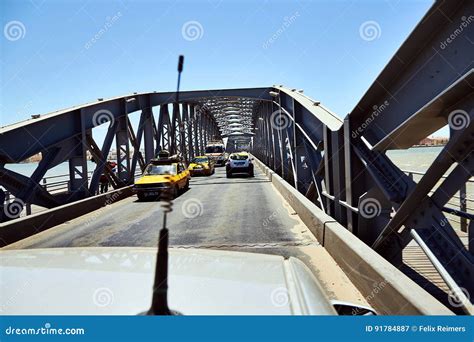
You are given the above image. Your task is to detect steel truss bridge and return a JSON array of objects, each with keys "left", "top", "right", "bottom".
[{"left": 0, "top": 0, "right": 473, "bottom": 311}]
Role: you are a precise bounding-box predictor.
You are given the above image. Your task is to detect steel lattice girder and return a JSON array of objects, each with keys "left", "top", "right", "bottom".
[
  {"left": 251, "top": 0, "right": 474, "bottom": 310},
  {"left": 0, "top": 0, "right": 472, "bottom": 311}
]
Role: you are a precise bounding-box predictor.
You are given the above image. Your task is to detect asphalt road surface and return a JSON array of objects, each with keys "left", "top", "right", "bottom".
[
  {"left": 6, "top": 165, "right": 369, "bottom": 307},
  {"left": 8, "top": 166, "right": 316, "bottom": 249}
]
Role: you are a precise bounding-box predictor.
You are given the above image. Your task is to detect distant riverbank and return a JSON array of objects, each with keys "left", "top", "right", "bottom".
[{"left": 3, "top": 146, "right": 468, "bottom": 181}]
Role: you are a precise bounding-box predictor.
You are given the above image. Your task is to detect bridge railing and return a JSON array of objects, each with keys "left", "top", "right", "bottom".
[
  {"left": 403, "top": 169, "right": 473, "bottom": 233},
  {"left": 1, "top": 168, "right": 142, "bottom": 218}
]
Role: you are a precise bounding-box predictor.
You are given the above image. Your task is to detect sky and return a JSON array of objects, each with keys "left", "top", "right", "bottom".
[{"left": 1, "top": 0, "right": 443, "bottom": 141}]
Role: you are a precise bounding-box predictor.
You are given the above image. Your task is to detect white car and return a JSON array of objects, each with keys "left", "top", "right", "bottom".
[
  {"left": 0, "top": 247, "right": 340, "bottom": 315},
  {"left": 226, "top": 152, "right": 254, "bottom": 178}
]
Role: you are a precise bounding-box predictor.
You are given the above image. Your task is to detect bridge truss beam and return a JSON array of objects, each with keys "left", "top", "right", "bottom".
[{"left": 0, "top": 0, "right": 472, "bottom": 312}]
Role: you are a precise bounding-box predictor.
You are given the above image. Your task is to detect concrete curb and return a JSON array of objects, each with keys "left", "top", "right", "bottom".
[
  {"left": 323, "top": 222, "right": 452, "bottom": 315},
  {"left": 251, "top": 155, "right": 452, "bottom": 315},
  {"left": 254, "top": 157, "right": 273, "bottom": 181},
  {"left": 0, "top": 186, "right": 134, "bottom": 247}
]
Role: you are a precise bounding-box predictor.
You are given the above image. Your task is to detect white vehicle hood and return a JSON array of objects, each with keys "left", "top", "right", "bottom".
[{"left": 0, "top": 247, "right": 336, "bottom": 315}]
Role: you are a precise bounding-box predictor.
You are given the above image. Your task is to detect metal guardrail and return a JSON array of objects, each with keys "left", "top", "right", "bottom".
[
  {"left": 2, "top": 169, "right": 143, "bottom": 218},
  {"left": 3, "top": 166, "right": 471, "bottom": 228},
  {"left": 403, "top": 169, "right": 473, "bottom": 232}
]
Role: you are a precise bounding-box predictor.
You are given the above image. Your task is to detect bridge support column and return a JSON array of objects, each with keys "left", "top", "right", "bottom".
[
  {"left": 183, "top": 103, "right": 193, "bottom": 162},
  {"left": 198, "top": 109, "right": 205, "bottom": 154},
  {"left": 67, "top": 110, "right": 90, "bottom": 197},
  {"left": 159, "top": 104, "right": 172, "bottom": 152},
  {"left": 176, "top": 103, "right": 187, "bottom": 161},
  {"left": 203, "top": 111, "right": 209, "bottom": 147},
  {"left": 265, "top": 102, "right": 274, "bottom": 166},
  {"left": 68, "top": 137, "right": 89, "bottom": 197},
  {"left": 129, "top": 114, "right": 145, "bottom": 179},
  {"left": 190, "top": 105, "right": 200, "bottom": 156},
  {"left": 115, "top": 115, "right": 131, "bottom": 183},
  {"left": 143, "top": 106, "right": 154, "bottom": 164}
]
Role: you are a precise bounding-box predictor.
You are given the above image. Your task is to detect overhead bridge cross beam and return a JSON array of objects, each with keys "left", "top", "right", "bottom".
[
  {"left": 0, "top": 0, "right": 472, "bottom": 312},
  {"left": 0, "top": 87, "right": 273, "bottom": 219}
]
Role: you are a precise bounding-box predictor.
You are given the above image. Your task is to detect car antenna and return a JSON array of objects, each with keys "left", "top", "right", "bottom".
[{"left": 147, "top": 55, "right": 184, "bottom": 316}]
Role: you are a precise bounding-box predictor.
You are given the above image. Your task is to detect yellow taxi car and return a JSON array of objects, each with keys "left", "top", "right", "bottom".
[
  {"left": 188, "top": 156, "right": 215, "bottom": 176},
  {"left": 133, "top": 155, "right": 190, "bottom": 200}
]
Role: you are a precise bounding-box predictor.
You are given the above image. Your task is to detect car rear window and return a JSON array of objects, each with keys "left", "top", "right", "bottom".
[
  {"left": 205, "top": 146, "right": 224, "bottom": 153},
  {"left": 230, "top": 154, "right": 248, "bottom": 160},
  {"left": 144, "top": 164, "right": 177, "bottom": 175}
]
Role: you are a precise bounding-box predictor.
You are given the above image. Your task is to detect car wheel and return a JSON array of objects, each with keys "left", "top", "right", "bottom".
[
  {"left": 185, "top": 179, "right": 190, "bottom": 190},
  {"left": 137, "top": 193, "right": 146, "bottom": 201},
  {"left": 226, "top": 172, "right": 231, "bottom": 178}
]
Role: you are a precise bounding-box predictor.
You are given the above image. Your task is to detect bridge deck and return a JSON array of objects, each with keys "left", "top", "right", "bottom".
[{"left": 4, "top": 166, "right": 369, "bottom": 308}]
